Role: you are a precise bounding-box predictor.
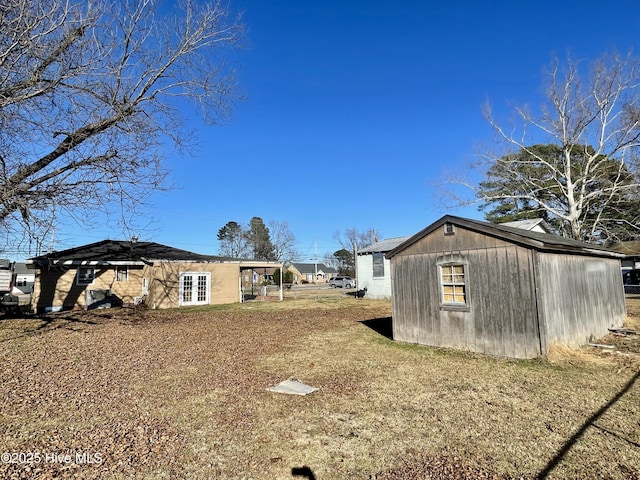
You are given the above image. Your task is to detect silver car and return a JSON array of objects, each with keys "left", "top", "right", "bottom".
[{"left": 329, "top": 276, "right": 355, "bottom": 288}]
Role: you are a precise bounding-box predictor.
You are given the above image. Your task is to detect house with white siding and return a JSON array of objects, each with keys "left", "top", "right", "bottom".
[{"left": 356, "top": 237, "right": 410, "bottom": 299}]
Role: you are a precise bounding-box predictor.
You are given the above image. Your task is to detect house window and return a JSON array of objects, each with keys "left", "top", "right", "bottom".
[
  {"left": 179, "top": 272, "right": 210, "bottom": 306},
  {"left": 372, "top": 252, "right": 384, "bottom": 278},
  {"left": 115, "top": 267, "right": 129, "bottom": 282},
  {"left": 439, "top": 264, "right": 467, "bottom": 305},
  {"left": 77, "top": 267, "right": 95, "bottom": 285}
]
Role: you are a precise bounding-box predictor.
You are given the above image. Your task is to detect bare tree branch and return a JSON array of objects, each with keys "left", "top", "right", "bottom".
[
  {"left": 0, "top": 0, "right": 243, "bottom": 252},
  {"left": 446, "top": 52, "right": 640, "bottom": 243}
]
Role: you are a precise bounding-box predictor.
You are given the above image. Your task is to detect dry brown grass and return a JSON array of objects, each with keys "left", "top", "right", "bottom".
[{"left": 0, "top": 296, "right": 638, "bottom": 479}]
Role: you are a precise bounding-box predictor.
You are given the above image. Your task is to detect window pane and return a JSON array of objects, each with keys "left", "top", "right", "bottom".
[
  {"left": 197, "top": 275, "right": 208, "bottom": 302},
  {"left": 372, "top": 253, "right": 384, "bottom": 277},
  {"left": 182, "top": 275, "right": 193, "bottom": 303},
  {"left": 77, "top": 267, "right": 95, "bottom": 285},
  {"left": 441, "top": 268, "right": 453, "bottom": 282},
  {"left": 440, "top": 264, "right": 466, "bottom": 304}
]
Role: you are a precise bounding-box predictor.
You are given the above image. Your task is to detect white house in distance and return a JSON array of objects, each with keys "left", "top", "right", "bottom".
[
  {"left": 356, "top": 237, "right": 410, "bottom": 299},
  {"left": 499, "top": 218, "right": 554, "bottom": 234}
]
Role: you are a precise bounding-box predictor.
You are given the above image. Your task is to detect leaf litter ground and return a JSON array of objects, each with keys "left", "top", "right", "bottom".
[{"left": 0, "top": 297, "right": 638, "bottom": 479}]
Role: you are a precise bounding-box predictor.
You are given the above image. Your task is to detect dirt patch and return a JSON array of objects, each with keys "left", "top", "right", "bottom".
[{"left": 0, "top": 298, "right": 638, "bottom": 479}]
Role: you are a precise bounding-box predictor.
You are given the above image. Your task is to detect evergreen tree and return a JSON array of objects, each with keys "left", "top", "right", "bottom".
[
  {"left": 247, "top": 217, "right": 276, "bottom": 260},
  {"left": 478, "top": 144, "right": 640, "bottom": 243},
  {"left": 217, "top": 221, "right": 249, "bottom": 258}
]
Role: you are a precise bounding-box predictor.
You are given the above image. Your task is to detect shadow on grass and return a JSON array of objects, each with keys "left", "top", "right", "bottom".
[
  {"left": 359, "top": 316, "right": 393, "bottom": 340},
  {"left": 291, "top": 466, "right": 316, "bottom": 479},
  {"left": 0, "top": 312, "right": 102, "bottom": 342},
  {"left": 538, "top": 369, "right": 640, "bottom": 478}
]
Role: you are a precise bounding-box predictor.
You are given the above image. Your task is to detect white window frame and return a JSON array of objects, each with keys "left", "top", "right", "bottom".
[
  {"left": 438, "top": 263, "right": 469, "bottom": 309},
  {"left": 115, "top": 266, "right": 129, "bottom": 282},
  {"left": 76, "top": 267, "right": 95, "bottom": 286},
  {"left": 372, "top": 252, "right": 385, "bottom": 278},
  {"left": 179, "top": 272, "right": 211, "bottom": 306}
]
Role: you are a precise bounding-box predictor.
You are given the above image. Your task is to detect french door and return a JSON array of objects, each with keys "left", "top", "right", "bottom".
[{"left": 179, "top": 272, "right": 211, "bottom": 306}]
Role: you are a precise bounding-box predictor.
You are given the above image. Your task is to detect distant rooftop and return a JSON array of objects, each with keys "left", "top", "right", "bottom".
[
  {"left": 500, "top": 218, "right": 553, "bottom": 233},
  {"left": 359, "top": 236, "right": 411, "bottom": 254}
]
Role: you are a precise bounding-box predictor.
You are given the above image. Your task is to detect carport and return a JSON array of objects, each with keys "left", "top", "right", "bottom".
[{"left": 239, "top": 262, "right": 284, "bottom": 302}]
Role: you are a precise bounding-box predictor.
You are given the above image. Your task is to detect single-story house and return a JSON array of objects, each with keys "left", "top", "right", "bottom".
[
  {"left": 386, "top": 215, "right": 626, "bottom": 359},
  {"left": 356, "top": 237, "right": 410, "bottom": 299},
  {"left": 287, "top": 262, "right": 337, "bottom": 284},
  {"left": 27, "top": 240, "right": 282, "bottom": 312}
]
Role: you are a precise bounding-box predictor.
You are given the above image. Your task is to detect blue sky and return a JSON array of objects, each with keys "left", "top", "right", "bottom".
[{"left": 48, "top": 0, "right": 639, "bottom": 262}]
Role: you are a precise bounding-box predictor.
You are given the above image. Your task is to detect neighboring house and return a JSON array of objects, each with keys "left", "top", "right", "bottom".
[
  {"left": 611, "top": 241, "right": 640, "bottom": 294},
  {"left": 27, "top": 240, "right": 282, "bottom": 312},
  {"left": 611, "top": 240, "right": 640, "bottom": 271},
  {"left": 386, "top": 215, "right": 626, "bottom": 359},
  {"left": 356, "top": 237, "right": 410, "bottom": 299},
  {"left": 499, "top": 218, "right": 554, "bottom": 234},
  {"left": 287, "top": 263, "right": 337, "bottom": 284}
]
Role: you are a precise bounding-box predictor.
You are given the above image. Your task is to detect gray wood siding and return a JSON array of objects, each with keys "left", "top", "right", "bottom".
[
  {"left": 536, "top": 253, "right": 625, "bottom": 347},
  {"left": 391, "top": 226, "right": 542, "bottom": 358}
]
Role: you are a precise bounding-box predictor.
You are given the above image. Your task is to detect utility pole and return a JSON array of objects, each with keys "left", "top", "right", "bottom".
[{"left": 314, "top": 239, "right": 317, "bottom": 282}]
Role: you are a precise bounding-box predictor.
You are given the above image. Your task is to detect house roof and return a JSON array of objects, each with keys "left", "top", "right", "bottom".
[
  {"left": 27, "top": 239, "right": 237, "bottom": 266},
  {"left": 610, "top": 241, "right": 640, "bottom": 256},
  {"left": 499, "top": 218, "right": 553, "bottom": 233},
  {"left": 13, "top": 262, "right": 32, "bottom": 275},
  {"left": 386, "top": 216, "right": 625, "bottom": 259},
  {"left": 358, "top": 236, "right": 411, "bottom": 254},
  {"left": 290, "top": 262, "right": 337, "bottom": 275}
]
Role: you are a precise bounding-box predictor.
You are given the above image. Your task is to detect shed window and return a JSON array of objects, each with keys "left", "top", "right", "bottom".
[
  {"left": 77, "top": 267, "right": 95, "bottom": 285},
  {"left": 444, "top": 223, "right": 455, "bottom": 235},
  {"left": 372, "top": 252, "right": 384, "bottom": 278},
  {"left": 439, "top": 264, "right": 467, "bottom": 305}
]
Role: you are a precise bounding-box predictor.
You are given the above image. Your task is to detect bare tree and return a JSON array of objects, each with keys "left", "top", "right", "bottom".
[
  {"left": 268, "top": 220, "right": 299, "bottom": 263},
  {"left": 450, "top": 52, "right": 640, "bottom": 243},
  {"left": 0, "top": 0, "right": 243, "bottom": 250},
  {"left": 335, "top": 228, "right": 381, "bottom": 254},
  {"left": 334, "top": 227, "right": 381, "bottom": 277}
]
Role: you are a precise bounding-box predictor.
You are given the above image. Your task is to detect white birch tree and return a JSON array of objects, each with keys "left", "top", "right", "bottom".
[{"left": 460, "top": 53, "right": 640, "bottom": 243}]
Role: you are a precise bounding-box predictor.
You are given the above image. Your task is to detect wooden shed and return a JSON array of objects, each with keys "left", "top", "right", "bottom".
[{"left": 386, "top": 216, "right": 626, "bottom": 359}]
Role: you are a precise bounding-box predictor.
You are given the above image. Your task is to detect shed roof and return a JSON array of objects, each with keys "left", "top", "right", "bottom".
[
  {"left": 358, "top": 236, "right": 411, "bottom": 254},
  {"left": 386, "top": 216, "right": 625, "bottom": 259},
  {"left": 27, "top": 239, "right": 238, "bottom": 266}
]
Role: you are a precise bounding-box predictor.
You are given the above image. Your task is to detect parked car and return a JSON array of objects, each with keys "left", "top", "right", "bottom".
[{"left": 329, "top": 276, "right": 355, "bottom": 288}]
